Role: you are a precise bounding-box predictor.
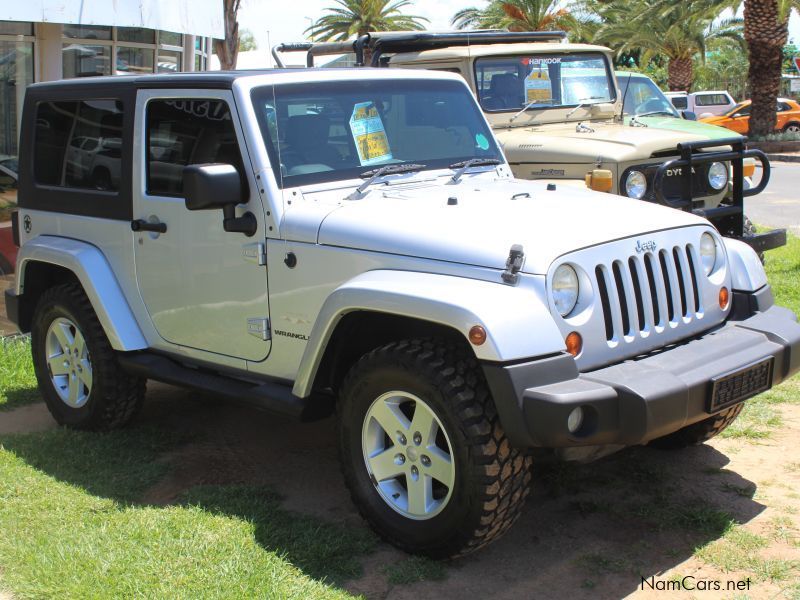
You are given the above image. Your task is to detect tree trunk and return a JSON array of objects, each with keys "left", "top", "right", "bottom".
[
  {"left": 744, "top": 0, "right": 788, "bottom": 136},
  {"left": 667, "top": 57, "right": 693, "bottom": 92},
  {"left": 213, "top": 0, "right": 241, "bottom": 70}
]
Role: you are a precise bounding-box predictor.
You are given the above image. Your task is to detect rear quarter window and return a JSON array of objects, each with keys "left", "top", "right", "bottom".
[
  {"left": 34, "top": 99, "right": 123, "bottom": 192},
  {"left": 694, "top": 93, "right": 731, "bottom": 107}
]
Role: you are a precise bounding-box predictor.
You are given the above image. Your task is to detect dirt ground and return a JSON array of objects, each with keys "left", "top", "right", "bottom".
[{"left": 2, "top": 384, "right": 799, "bottom": 599}]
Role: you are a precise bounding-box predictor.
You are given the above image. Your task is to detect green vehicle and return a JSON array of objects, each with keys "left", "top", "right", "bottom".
[{"left": 616, "top": 71, "right": 740, "bottom": 140}]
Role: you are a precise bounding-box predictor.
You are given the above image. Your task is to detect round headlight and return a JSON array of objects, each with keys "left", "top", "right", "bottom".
[
  {"left": 699, "top": 232, "right": 717, "bottom": 275},
  {"left": 708, "top": 162, "right": 728, "bottom": 191},
  {"left": 625, "top": 170, "right": 647, "bottom": 199},
  {"left": 553, "top": 264, "right": 579, "bottom": 316}
]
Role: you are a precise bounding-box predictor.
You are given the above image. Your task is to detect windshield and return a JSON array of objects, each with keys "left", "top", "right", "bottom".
[
  {"left": 474, "top": 52, "right": 615, "bottom": 113},
  {"left": 619, "top": 74, "right": 680, "bottom": 117},
  {"left": 251, "top": 79, "right": 502, "bottom": 189}
]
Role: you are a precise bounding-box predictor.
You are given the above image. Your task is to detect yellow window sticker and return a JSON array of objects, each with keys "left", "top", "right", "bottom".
[
  {"left": 350, "top": 101, "right": 393, "bottom": 166},
  {"left": 523, "top": 58, "right": 557, "bottom": 104}
]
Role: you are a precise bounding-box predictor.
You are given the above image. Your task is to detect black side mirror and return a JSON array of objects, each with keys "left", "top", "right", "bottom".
[
  {"left": 182, "top": 163, "right": 256, "bottom": 236},
  {"left": 682, "top": 111, "right": 697, "bottom": 121}
]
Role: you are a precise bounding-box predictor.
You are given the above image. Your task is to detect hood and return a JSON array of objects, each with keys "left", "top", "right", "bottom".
[
  {"left": 310, "top": 178, "right": 706, "bottom": 274},
  {"left": 497, "top": 120, "right": 733, "bottom": 164},
  {"left": 624, "top": 115, "right": 741, "bottom": 140},
  {"left": 699, "top": 115, "right": 730, "bottom": 126}
]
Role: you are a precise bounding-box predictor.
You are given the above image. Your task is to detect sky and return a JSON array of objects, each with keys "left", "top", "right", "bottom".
[{"left": 236, "top": 0, "right": 800, "bottom": 69}]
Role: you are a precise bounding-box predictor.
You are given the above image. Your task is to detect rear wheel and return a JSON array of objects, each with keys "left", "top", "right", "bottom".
[
  {"left": 649, "top": 404, "right": 743, "bottom": 450},
  {"left": 783, "top": 122, "right": 800, "bottom": 134},
  {"left": 31, "top": 283, "right": 145, "bottom": 430},
  {"left": 338, "top": 339, "right": 532, "bottom": 558}
]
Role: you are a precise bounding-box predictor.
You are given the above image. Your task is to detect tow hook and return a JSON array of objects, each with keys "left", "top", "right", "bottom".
[{"left": 501, "top": 244, "right": 525, "bottom": 284}]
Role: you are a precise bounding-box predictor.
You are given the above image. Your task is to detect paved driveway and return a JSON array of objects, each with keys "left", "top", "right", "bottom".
[{"left": 747, "top": 161, "right": 800, "bottom": 234}]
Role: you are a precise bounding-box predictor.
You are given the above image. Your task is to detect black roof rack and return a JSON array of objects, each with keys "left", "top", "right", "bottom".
[{"left": 272, "top": 30, "right": 568, "bottom": 68}]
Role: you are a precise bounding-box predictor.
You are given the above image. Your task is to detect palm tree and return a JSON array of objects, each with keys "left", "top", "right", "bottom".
[
  {"left": 744, "top": 0, "right": 800, "bottom": 136},
  {"left": 306, "top": 0, "right": 428, "bottom": 41},
  {"left": 592, "top": 0, "right": 742, "bottom": 91},
  {"left": 451, "top": 0, "right": 577, "bottom": 32}
]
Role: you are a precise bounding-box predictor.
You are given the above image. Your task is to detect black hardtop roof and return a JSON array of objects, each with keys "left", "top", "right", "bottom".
[{"left": 26, "top": 68, "right": 334, "bottom": 93}]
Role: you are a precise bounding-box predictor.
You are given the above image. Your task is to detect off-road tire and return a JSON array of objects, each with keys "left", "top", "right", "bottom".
[
  {"left": 338, "top": 339, "right": 532, "bottom": 558},
  {"left": 743, "top": 215, "right": 764, "bottom": 263},
  {"left": 649, "top": 403, "right": 744, "bottom": 450},
  {"left": 31, "top": 283, "right": 146, "bottom": 430}
]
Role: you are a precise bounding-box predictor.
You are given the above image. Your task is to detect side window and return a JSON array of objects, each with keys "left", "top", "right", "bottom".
[
  {"left": 695, "top": 93, "right": 729, "bottom": 107},
  {"left": 146, "top": 99, "right": 246, "bottom": 197},
  {"left": 34, "top": 99, "right": 123, "bottom": 192},
  {"left": 778, "top": 102, "right": 790, "bottom": 112},
  {"left": 670, "top": 96, "right": 688, "bottom": 110}
]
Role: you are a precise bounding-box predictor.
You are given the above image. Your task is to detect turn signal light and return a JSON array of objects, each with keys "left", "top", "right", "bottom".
[
  {"left": 719, "top": 287, "right": 730, "bottom": 310},
  {"left": 742, "top": 160, "right": 756, "bottom": 178},
  {"left": 565, "top": 331, "right": 583, "bottom": 357},
  {"left": 584, "top": 169, "right": 613, "bottom": 193},
  {"left": 469, "top": 325, "right": 487, "bottom": 346}
]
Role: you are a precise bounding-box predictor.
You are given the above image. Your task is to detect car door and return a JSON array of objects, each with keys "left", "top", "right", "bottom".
[{"left": 132, "top": 89, "right": 271, "bottom": 362}]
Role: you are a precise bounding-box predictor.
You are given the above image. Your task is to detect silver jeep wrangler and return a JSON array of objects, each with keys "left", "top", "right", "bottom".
[{"left": 6, "top": 68, "right": 800, "bottom": 558}]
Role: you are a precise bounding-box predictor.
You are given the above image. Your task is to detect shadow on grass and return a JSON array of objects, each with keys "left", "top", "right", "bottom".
[{"left": 0, "top": 386, "right": 769, "bottom": 599}]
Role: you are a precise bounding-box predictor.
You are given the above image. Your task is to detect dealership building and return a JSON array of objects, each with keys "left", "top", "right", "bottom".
[{"left": 0, "top": 2, "right": 223, "bottom": 176}]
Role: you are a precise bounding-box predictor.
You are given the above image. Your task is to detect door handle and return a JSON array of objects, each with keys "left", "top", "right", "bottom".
[{"left": 131, "top": 219, "right": 167, "bottom": 234}]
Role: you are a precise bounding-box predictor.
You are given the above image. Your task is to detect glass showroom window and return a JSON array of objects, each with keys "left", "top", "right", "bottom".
[
  {"left": 195, "top": 37, "right": 209, "bottom": 71},
  {"left": 157, "top": 30, "right": 183, "bottom": 73},
  {"left": 63, "top": 25, "right": 112, "bottom": 77},
  {"left": 0, "top": 21, "right": 35, "bottom": 210},
  {"left": 116, "top": 27, "right": 155, "bottom": 75}
]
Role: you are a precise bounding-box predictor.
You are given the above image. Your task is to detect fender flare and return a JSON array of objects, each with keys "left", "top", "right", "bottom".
[
  {"left": 724, "top": 237, "right": 767, "bottom": 292},
  {"left": 16, "top": 236, "right": 147, "bottom": 351},
  {"left": 292, "top": 269, "right": 565, "bottom": 398}
]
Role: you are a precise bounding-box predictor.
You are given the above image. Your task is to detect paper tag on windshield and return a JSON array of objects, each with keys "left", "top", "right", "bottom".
[
  {"left": 524, "top": 68, "right": 552, "bottom": 104},
  {"left": 350, "top": 102, "right": 392, "bottom": 166}
]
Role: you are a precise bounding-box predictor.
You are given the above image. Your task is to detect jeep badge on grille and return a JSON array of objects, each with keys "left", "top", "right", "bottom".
[{"left": 635, "top": 240, "right": 657, "bottom": 253}]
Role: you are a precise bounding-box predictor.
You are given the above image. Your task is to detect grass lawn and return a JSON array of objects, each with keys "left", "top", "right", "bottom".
[
  {"left": 0, "top": 337, "right": 38, "bottom": 411},
  {"left": 0, "top": 233, "right": 798, "bottom": 598}
]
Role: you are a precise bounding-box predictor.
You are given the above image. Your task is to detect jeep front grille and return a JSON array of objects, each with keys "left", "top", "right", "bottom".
[{"left": 594, "top": 245, "right": 702, "bottom": 343}]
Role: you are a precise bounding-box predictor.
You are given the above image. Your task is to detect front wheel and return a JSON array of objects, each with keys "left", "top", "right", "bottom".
[
  {"left": 783, "top": 122, "right": 800, "bottom": 134},
  {"left": 338, "top": 339, "right": 532, "bottom": 558}
]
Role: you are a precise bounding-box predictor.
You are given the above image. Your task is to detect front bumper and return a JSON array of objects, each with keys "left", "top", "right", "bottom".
[{"left": 483, "top": 303, "right": 800, "bottom": 450}]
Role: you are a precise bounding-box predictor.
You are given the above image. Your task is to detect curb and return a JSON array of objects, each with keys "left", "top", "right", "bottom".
[{"left": 767, "top": 154, "right": 800, "bottom": 163}]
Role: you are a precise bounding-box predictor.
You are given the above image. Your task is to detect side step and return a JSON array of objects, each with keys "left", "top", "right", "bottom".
[{"left": 118, "top": 353, "right": 331, "bottom": 421}]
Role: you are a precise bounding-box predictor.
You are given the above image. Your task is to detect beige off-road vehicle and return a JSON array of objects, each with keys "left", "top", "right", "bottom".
[{"left": 274, "top": 31, "right": 785, "bottom": 255}]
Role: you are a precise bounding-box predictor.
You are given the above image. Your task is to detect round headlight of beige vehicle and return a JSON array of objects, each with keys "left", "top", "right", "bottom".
[
  {"left": 707, "top": 162, "right": 728, "bottom": 191},
  {"left": 553, "top": 264, "right": 580, "bottom": 316},
  {"left": 625, "top": 170, "right": 647, "bottom": 199},
  {"left": 699, "top": 232, "right": 718, "bottom": 275}
]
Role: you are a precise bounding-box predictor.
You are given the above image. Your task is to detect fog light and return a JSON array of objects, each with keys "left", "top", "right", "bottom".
[
  {"left": 567, "top": 406, "right": 584, "bottom": 434},
  {"left": 469, "top": 325, "right": 487, "bottom": 346},
  {"left": 565, "top": 331, "right": 583, "bottom": 357},
  {"left": 719, "top": 287, "right": 730, "bottom": 310}
]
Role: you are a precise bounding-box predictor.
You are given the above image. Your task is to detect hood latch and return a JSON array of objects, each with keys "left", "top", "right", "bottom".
[{"left": 501, "top": 244, "right": 525, "bottom": 284}]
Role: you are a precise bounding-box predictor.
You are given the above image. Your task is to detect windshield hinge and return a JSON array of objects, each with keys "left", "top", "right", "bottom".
[
  {"left": 243, "top": 242, "right": 266, "bottom": 266},
  {"left": 501, "top": 245, "right": 525, "bottom": 284},
  {"left": 248, "top": 317, "right": 271, "bottom": 341}
]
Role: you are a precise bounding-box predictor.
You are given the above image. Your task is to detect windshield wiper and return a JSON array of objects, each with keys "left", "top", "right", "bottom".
[
  {"left": 634, "top": 110, "right": 675, "bottom": 118},
  {"left": 509, "top": 98, "right": 554, "bottom": 123},
  {"left": 351, "top": 163, "right": 426, "bottom": 197},
  {"left": 565, "top": 97, "right": 607, "bottom": 118},
  {"left": 449, "top": 158, "right": 502, "bottom": 184}
]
